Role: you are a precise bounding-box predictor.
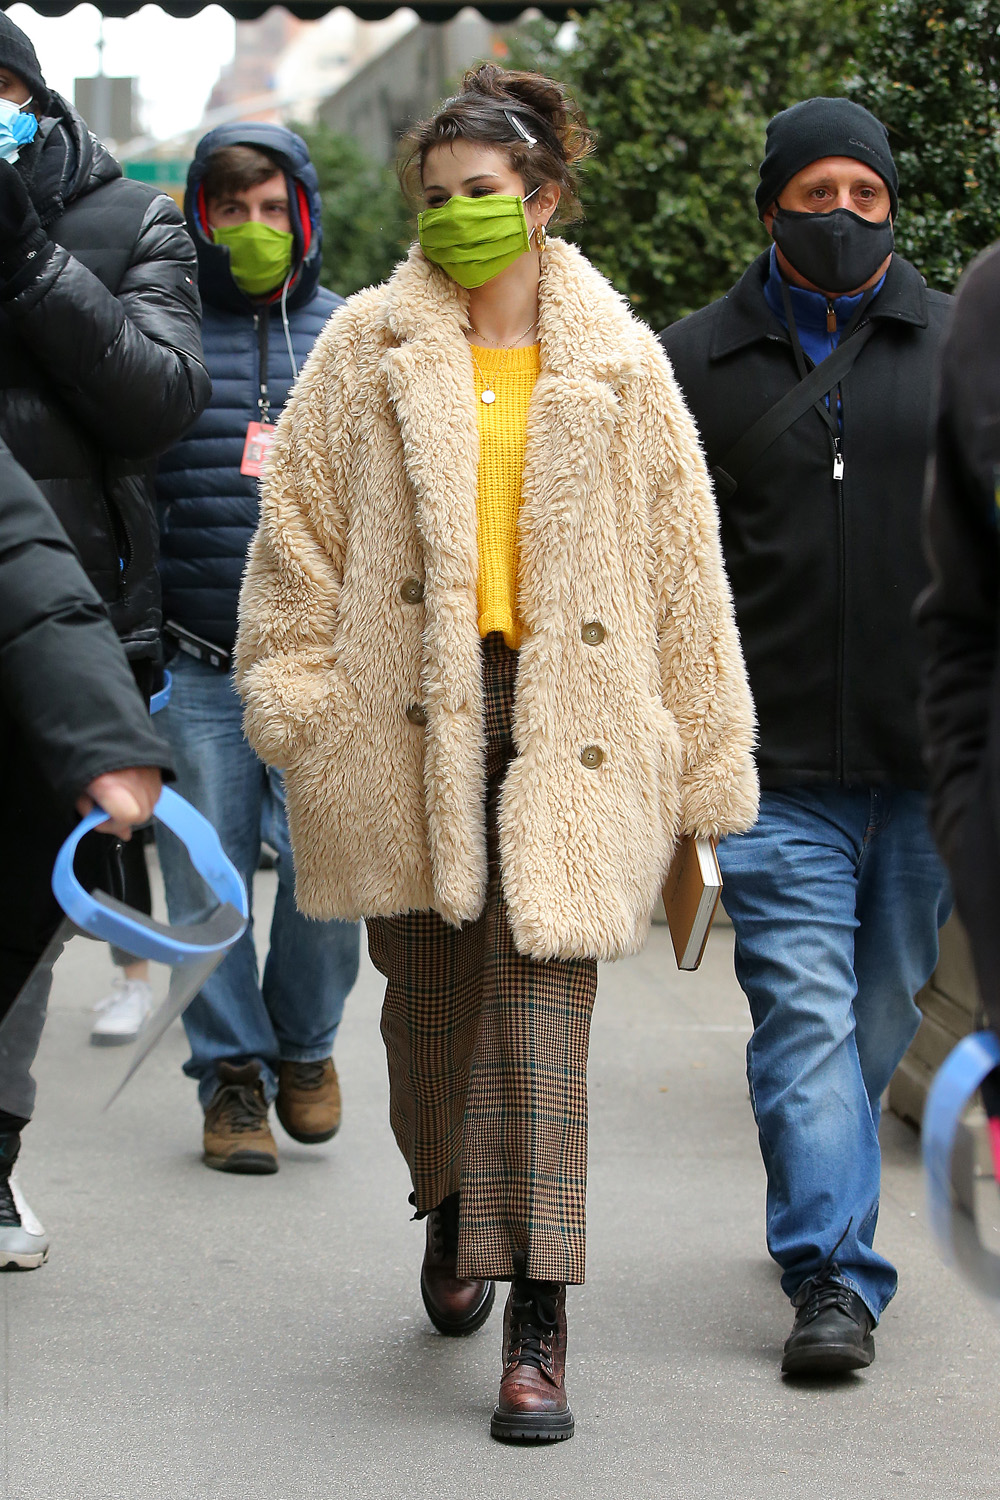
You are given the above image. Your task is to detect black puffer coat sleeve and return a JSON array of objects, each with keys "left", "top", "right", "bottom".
[
  {"left": 0, "top": 191, "right": 210, "bottom": 460},
  {"left": 0, "top": 441, "right": 173, "bottom": 808}
]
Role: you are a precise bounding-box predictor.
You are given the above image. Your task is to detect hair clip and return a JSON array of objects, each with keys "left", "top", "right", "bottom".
[{"left": 504, "top": 110, "right": 537, "bottom": 148}]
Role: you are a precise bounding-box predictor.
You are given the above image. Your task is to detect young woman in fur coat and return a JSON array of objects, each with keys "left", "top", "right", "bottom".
[{"left": 235, "top": 65, "right": 758, "bottom": 1444}]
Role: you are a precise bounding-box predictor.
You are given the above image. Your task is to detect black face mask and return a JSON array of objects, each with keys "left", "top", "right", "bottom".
[{"left": 771, "top": 206, "right": 894, "bottom": 295}]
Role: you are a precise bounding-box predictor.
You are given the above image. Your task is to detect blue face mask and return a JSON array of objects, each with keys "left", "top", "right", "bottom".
[{"left": 0, "top": 96, "right": 37, "bottom": 164}]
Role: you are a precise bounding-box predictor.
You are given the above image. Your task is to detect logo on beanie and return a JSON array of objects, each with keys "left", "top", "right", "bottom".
[{"left": 848, "top": 139, "right": 879, "bottom": 157}]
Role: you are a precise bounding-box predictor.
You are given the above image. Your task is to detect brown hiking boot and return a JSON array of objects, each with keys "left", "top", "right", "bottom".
[
  {"left": 275, "top": 1058, "right": 341, "bottom": 1144},
  {"left": 491, "top": 1261, "right": 573, "bottom": 1443},
  {"left": 203, "top": 1061, "right": 278, "bottom": 1174},
  {"left": 420, "top": 1191, "right": 495, "bottom": 1336}
]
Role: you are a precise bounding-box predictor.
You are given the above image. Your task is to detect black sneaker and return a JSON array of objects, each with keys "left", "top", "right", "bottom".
[
  {"left": 0, "top": 1133, "right": 49, "bottom": 1271},
  {"left": 782, "top": 1275, "right": 875, "bottom": 1375}
]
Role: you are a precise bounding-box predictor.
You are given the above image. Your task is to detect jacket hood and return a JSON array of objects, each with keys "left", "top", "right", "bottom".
[
  {"left": 23, "top": 92, "right": 120, "bottom": 226},
  {"left": 185, "top": 122, "right": 324, "bottom": 314}
]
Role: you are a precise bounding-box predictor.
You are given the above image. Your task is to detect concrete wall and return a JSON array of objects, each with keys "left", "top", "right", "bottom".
[{"left": 317, "top": 16, "right": 494, "bottom": 164}]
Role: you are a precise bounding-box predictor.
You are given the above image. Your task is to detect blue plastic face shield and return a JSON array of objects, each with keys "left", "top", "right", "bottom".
[
  {"left": 924, "top": 1030, "right": 1000, "bottom": 1303},
  {"left": 0, "top": 783, "right": 249, "bottom": 1120}
]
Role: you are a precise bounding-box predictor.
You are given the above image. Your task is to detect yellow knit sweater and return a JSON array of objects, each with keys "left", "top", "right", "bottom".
[{"left": 471, "top": 342, "right": 540, "bottom": 649}]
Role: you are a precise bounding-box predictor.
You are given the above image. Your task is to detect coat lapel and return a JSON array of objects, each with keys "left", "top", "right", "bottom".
[
  {"left": 518, "top": 241, "right": 645, "bottom": 641},
  {"left": 379, "top": 252, "right": 486, "bottom": 923}
]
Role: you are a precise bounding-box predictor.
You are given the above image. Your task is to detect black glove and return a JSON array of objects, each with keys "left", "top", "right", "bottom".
[{"left": 0, "top": 159, "right": 49, "bottom": 279}]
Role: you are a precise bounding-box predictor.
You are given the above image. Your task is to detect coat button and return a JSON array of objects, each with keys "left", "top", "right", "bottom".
[
  {"left": 400, "top": 577, "right": 424, "bottom": 604},
  {"left": 580, "top": 745, "right": 604, "bottom": 769},
  {"left": 406, "top": 702, "right": 428, "bottom": 727},
  {"left": 581, "top": 621, "right": 605, "bottom": 646}
]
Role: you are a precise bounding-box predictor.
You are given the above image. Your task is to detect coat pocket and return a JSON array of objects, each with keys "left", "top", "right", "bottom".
[
  {"left": 240, "top": 657, "right": 362, "bottom": 770},
  {"left": 498, "top": 689, "right": 685, "bottom": 961}
]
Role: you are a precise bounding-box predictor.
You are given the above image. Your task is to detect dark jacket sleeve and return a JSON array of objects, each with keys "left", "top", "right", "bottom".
[
  {"left": 918, "top": 249, "right": 1000, "bottom": 860},
  {"left": 0, "top": 443, "right": 173, "bottom": 807},
  {"left": 0, "top": 191, "right": 211, "bottom": 461}
]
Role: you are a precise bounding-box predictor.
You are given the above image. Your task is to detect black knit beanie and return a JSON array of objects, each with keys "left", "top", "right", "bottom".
[
  {"left": 755, "top": 97, "right": 898, "bottom": 220},
  {"left": 0, "top": 14, "right": 49, "bottom": 115}
]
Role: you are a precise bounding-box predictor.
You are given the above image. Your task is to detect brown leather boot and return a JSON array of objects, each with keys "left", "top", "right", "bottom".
[
  {"left": 203, "top": 1061, "right": 278, "bottom": 1174},
  {"left": 491, "top": 1270, "right": 574, "bottom": 1443},
  {"left": 276, "top": 1059, "right": 341, "bottom": 1144},
  {"left": 420, "top": 1191, "right": 495, "bottom": 1336}
]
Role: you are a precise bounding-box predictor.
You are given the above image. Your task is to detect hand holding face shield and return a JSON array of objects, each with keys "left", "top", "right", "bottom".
[{"left": 0, "top": 783, "right": 248, "bottom": 1121}]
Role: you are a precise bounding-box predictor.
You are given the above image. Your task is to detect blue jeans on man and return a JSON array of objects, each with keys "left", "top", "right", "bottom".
[
  {"left": 718, "top": 785, "right": 951, "bottom": 1321},
  {"left": 156, "top": 653, "right": 360, "bottom": 1112}
]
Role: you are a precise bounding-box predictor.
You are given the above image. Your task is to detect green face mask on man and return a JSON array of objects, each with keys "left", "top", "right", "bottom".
[{"left": 212, "top": 220, "right": 294, "bottom": 297}]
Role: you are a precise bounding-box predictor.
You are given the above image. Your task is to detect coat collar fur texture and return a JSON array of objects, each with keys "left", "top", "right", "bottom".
[{"left": 236, "top": 239, "right": 758, "bottom": 961}]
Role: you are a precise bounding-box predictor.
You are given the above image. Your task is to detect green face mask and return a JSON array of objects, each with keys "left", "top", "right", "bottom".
[
  {"left": 417, "top": 190, "right": 538, "bottom": 289},
  {"left": 212, "top": 220, "right": 295, "bottom": 297}
]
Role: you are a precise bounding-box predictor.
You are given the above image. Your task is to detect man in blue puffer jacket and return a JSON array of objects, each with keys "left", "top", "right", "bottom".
[{"left": 154, "top": 124, "right": 360, "bottom": 1175}]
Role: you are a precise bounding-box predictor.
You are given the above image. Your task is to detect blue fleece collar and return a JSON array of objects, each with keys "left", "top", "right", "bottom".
[{"left": 764, "top": 244, "right": 885, "bottom": 364}]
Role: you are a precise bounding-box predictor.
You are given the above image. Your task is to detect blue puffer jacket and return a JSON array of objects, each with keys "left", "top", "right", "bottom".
[{"left": 157, "top": 123, "right": 343, "bottom": 650}]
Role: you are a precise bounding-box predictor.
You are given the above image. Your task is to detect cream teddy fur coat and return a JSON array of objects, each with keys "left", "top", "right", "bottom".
[{"left": 235, "top": 238, "right": 758, "bottom": 961}]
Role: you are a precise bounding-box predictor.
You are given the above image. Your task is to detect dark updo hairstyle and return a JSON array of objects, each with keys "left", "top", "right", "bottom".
[{"left": 399, "top": 63, "right": 595, "bottom": 225}]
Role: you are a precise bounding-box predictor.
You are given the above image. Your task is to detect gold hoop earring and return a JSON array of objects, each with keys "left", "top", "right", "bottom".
[{"left": 534, "top": 220, "right": 548, "bottom": 253}]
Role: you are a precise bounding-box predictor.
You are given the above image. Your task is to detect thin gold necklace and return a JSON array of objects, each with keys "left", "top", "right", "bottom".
[
  {"left": 467, "top": 315, "right": 538, "bottom": 348},
  {"left": 466, "top": 319, "right": 537, "bottom": 406}
]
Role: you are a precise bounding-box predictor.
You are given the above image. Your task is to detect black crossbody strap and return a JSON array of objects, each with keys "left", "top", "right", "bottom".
[{"left": 711, "top": 321, "right": 876, "bottom": 500}]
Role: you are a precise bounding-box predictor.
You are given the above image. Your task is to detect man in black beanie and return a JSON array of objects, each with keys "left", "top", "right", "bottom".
[
  {"left": 0, "top": 13, "right": 209, "bottom": 1264},
  {"left": 660, "top": 99, "right": 952, "bottom": 1376}
]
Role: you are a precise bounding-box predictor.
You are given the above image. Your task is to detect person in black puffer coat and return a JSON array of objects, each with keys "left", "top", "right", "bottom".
[
  {"left": 0, "top": 437, "right": 172, "bottom": 1269},
  {"left": 0, "top": 19, "right": 208, "bottom": 1060},
  {"left": 155, "top": 125, "right": 360, "bottom": 1177},
  {"left": 0, "top": 15, "right": 209, "bottom": 662}
]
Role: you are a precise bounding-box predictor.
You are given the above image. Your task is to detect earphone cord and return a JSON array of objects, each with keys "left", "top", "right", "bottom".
[{"left": 280, "top": 270, "right": 298, "bottom": 381}]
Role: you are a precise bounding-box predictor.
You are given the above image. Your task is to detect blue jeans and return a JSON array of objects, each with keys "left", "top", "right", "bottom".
[
  {"left": 155, "top": 654, "right": 360, "bottom": 1111},
  {"left": 717, "top": 786, "right": 951, "bottom": 1319}
]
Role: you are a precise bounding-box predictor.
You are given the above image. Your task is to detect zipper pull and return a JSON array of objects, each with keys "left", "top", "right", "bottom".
[
  {"left": 833, "top": 437, "right": 844, "bottom": 481},
  {"left": 826, "top": 300, "right": 837, "bottom": 335}
]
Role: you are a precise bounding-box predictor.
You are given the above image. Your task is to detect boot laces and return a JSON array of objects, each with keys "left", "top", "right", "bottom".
[
  {"left": 791, "top": 1217, "right": 856, "bottom": 1321},
  {"left": 791, "top": 1271, "right": 857, "bottom": 1324},
  {"left": 508, "top": 1282, "right": 559, "bottom": 1373},
  {"left": 0, "top": 1176, "right": 20, "bottom": 1228},
  {"left": 429, "top": 1193, "right": 460, "bottom": 1259},
  {"left": 216, "top": 1084, "right": 267, "bottom": 1135},
  {"left": 285, "top": 1060, "right": 328, "bottom": 1091}
]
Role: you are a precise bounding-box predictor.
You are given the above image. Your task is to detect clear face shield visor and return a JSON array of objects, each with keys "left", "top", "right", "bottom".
[{"left": 0, "top": 783, "right": 249, "bottom": 1121}]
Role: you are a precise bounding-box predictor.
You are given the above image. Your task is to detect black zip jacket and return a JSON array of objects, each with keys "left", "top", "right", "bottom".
[
  {"left": 918, "top": 242, "right": 1000, "bottom": 1028},
  {"left": 660, "top": 249, "right": 951, "bottom": 790},
  {"left": 0, "top": 95, "right": 210, "bottom": 661}
]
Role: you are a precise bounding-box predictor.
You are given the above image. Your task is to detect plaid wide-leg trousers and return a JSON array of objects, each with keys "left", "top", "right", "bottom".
[{"left": 367, "top": 635, "right": 599, "bottom": 1285}]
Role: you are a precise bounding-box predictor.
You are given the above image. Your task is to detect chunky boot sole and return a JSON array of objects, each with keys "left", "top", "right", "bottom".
[
  {"left": 490, "top": 1406, "right": 575, "bottom": 1443},
  {"left": 781, "top": 1336, "right": 875, "bottom": 1376},
  {"left": 203, "top": 1150, "right": 279, "bottom": 1175},
  {"left": 421, "top": 1274, "right": 496, "bottom": 1336},
  {"left": 274, "top": 1106, "right": 340, "bottom": 1145}
]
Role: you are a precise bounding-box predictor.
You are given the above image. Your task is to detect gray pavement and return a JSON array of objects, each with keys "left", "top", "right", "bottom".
[{"left": 2, "top": 862, "right": 999, "bottom": 1499}]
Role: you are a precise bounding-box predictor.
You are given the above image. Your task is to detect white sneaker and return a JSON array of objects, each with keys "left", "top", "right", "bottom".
[
  {"left": 0, "top": 1174, "right": 49, "bottom": 1270},
  {"left": 90, "top": 977, "right": 154, "bottom": 1046}
]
